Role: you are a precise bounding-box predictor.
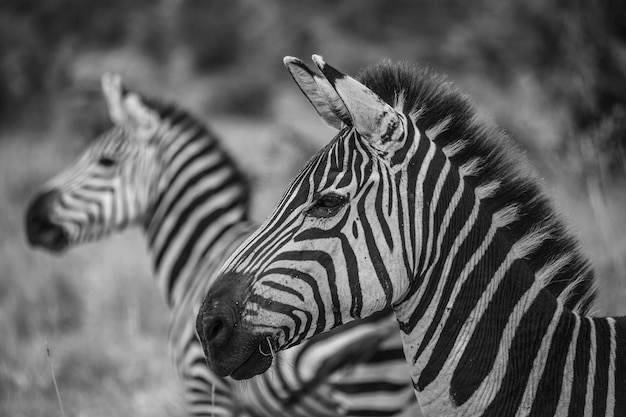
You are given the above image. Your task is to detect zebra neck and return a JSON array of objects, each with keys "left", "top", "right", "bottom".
[
  {"left": 398, "top": 287, "right": 626, "bottom": 416},
  {"left": 392, "top": 158, "right": 626, "bottom": 415},
  {"left": 142, "top": 131, "right": 252, "bottom": 308},
  {"left": 394, "top": 238, "right": 547, "bottom": 415}
]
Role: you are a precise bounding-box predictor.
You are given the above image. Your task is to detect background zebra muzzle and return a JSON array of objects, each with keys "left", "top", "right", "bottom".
[{"left": 25, "top": 189, "right": 69, "bottom": 252}]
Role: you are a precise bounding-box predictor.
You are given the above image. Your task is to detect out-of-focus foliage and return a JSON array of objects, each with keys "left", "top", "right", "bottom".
[
  {"left": 1, "top": 0, "right": 624, "bottom": 177},
  {"left": 446, "top": 0, "right": 626, "bottom": 179},
  {"left": 178, "top": 0, "right": 243, "bottom": 70},
  {"left": 0, "top": 0, "right": 160, "bottom": 128}
]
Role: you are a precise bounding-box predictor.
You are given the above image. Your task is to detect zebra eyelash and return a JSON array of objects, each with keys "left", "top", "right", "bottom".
[
  {"left": 305, "top": 192, "right": 349, "bottom": 218},
  {"left": 98, "top": 156, "right": 117, "bottom": 167}
]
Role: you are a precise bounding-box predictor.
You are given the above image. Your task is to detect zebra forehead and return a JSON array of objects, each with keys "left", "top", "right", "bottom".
[{"left": 99, "top": 129, "right": 131, "bottom": 148}]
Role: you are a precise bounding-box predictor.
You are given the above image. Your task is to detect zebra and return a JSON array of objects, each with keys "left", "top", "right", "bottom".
[
  {"left": 196, "top": 55, "right": 626, "bottom": 416},
  {"left": 25, "top": 73, "right": 420, "bottom": 417}
]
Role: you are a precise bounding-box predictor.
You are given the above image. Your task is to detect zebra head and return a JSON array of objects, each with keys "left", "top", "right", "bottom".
[
  {"left": 25, "top": 74, "right": 163, "bottom": 252},
  {"left": 197, "top": 55, "right": 416, "bottom": 379}
]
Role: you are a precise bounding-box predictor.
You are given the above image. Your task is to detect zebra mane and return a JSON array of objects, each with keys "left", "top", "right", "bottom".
[
  {"left": 143, "top": 96, "right": 212, "bottom": 137},
  {"left": 138, "top": 93, "right": 252, "bottom": 219},
  {"left": 356, "top": 61, "right": 597, "bottom": 315}
]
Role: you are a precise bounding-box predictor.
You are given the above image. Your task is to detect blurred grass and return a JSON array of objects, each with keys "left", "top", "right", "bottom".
[{"left": 1, "top": 1, "right": 625, "bottom": 415}]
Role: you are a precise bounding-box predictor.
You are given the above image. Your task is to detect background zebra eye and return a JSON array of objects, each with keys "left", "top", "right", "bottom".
[
  {"left": 98, "top": 156, "right": 116, "bottom": 167},
  {"left": 307, "top": 193, "right": 347, "bottom": 218}
]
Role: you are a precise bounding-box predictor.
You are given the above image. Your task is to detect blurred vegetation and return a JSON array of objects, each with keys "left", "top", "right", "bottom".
[
  {"left": 2, "top": 0, "right": 624, "bottom": 179},
  {"left": 1, "top": 1, "right": 625, "bottom": 415}
]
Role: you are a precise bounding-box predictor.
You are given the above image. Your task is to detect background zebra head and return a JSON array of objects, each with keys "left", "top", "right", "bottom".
[
  {"left": 25, "top": 74, "right": 165, "bottom": 252},
  {"left": 197, "top": 55, "right": 596, "bottom": 381}
]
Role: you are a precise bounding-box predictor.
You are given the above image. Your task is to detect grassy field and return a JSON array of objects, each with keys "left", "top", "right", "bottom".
[{"left": 1, "top": 53, "right": 625, "bottom": 417}]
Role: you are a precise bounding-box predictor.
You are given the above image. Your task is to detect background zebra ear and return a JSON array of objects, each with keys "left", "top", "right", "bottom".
[
  {"left": 121, "top": 93, "right": 160, "bottom": 142},
  {"left": 101, "top": 72, "right": 159, "bottom": 142},
  {"left": 283, "top": 56, "right": 350, "bottom": 130},
  {"left": 312, "top": 55, "right": 405, "bottom": 157},
  {"left": 101, "top": 73, "right": 125, "bottom": 125}
]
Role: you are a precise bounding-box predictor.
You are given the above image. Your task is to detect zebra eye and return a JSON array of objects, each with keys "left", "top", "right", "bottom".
[
  {"left": 98, "top": 156, "right": 116, "bottom": 167},
  {"left": 307, "top": 193, "right": 347, "bottom": 218}
]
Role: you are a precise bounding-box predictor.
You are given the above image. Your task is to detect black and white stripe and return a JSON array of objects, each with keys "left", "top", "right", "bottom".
[
  {"left": 198, "top": 57, "right": 624, "bottom": 416},
  {"left": 26, "top": 75, "right": 419, "bottom": 417}
]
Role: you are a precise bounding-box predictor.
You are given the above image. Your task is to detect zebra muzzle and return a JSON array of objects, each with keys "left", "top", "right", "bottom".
[
  {"left": 196, "top": 293, "right": 274, "bottom": 380},
  {"left": 25, "top": 190, "right": 69, "bottom": 252}
]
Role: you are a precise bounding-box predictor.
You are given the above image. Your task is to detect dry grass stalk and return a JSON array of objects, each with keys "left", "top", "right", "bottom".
[{"left": 46, "top": 340, "right": 67, "bottom": 417}]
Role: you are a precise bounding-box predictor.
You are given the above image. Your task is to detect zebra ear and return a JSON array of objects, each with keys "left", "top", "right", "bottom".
[
  {"left": 283, "top": 56, "right": 350, "bottom": 130},
  {"left": 121, "top": 93, "right": 160, "bottom": 142},
  {"left": 102, "top": 72, "right": 158, "bottom": 141},
  {"left": 312, "top": 55, "right": 405, "bottom": 155},
  {"left": 101, "top": 73, "right": 125, "bottom": 125}
]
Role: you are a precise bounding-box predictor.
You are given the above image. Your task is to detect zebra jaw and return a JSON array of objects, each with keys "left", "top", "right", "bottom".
[
  {"left": 199, "top": 324, "right": 275, "bottom": 380},
  {"left": 26, "top": 222, "right": 69, "bottom": 253}
]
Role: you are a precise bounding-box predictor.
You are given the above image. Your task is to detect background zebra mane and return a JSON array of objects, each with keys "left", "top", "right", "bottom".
[
  {"left": 357, "top": 61, "right": 597, "bottom": 315},
  {"left": 137, "top": 93, "right": 253, "bottom": 219},
  {"left": 142, "top": 95, "right": 211, "bottom": 136}
]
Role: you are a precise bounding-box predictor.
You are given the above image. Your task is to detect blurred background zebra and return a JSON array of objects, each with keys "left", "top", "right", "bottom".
[
  {"left": 1, "top": 1, "right": 624, "bottom": 415},
  {"left": 25, "top": 73, "right": 253, "bottom": 414}
]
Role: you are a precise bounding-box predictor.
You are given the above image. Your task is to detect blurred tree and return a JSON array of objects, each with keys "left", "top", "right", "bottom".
[
  {"left": 0, "top": 0, "right": 160, "bottom": 128},
  {"left": 179, "top": 0, "right": 243, "bottom": 70},
  {"left": 0, "top": 13, "right": 47, "bottom": 127},
  {"left": 445, "top": 0, "right": 626, "bottom": 179}
]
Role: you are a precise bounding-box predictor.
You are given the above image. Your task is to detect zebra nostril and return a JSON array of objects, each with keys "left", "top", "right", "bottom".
[
  {"left": 25, "top": 190, "right": 68, "bottom": 252},
  {"left": 198, "top": 306, "right": 236, "bottom": 352},
  {"left": 206, "top": 318, "right": 225, "bottom": 341}
]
